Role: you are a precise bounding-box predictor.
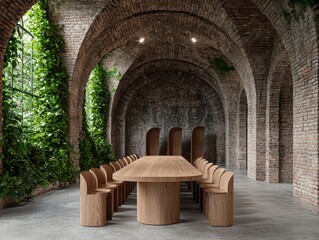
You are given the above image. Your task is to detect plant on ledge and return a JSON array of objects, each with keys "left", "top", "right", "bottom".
[{"left": 210, "top": 56, "right": 235, "bottom": 76}]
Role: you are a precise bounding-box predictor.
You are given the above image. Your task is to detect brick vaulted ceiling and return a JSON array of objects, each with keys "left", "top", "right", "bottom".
[
  {"left": 0, "top": 0, "right": 283, "bottom": 166},
  {"left": 66, "top": 0, "right": 277, "bottom": 106},
  {"left": 0, "top": 0, "right": 279, "bottom": 109},
  {"left": 1, "top": 0, "right": 319, "bottom": 212}
]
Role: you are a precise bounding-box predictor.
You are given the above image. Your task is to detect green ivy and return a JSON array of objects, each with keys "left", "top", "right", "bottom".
[
  {"left": 80, "top": 64, "right": 115, "bottom": 171},
  {"left": 210, "top": 57, "right": 235, "bottom": 76},
  {"left": 283, "top": 0, "right": 318, "bottom": 23},
  {"left": 0, "top": 0, "right": 76, "bottom": 202},
  {"left": 28, "top": 0, "right": 76, "bottom": 183}
]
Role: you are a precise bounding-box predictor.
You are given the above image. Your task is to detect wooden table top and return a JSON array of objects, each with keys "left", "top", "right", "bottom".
[{"left": 113, "top": 156, "right": 202, "bottom": 182}]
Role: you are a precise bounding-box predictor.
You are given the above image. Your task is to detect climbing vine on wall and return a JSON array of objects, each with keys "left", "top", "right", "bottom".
[
  {"left": 0, "top": 0, "right": 76, "bottom": 202},
  {"left": 283, "top": 0, "right": 319, "bottom": 23},
  {"left": 80, "top": 64, "right": 115, "bottom": 171},
  {"left": 28, "top": 0, "right": 76, "bottom": 183},
  {"left": 210, "top": 57, "right": 235, "bottom": 76}
]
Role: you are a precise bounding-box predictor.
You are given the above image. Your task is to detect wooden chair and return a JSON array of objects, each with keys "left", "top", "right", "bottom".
[
  {"left": 197, "top": 165, "right": 218, "bottom": 185},
  {"left": 90, "top": 168, "right": 117, "bottom": 219},
  {"left": 191, "top": 157, "right": 204, "bottom": 194},
  {"left": 191, "top": 126, "right": 205, "bottom": 164},
  {"left": 127, "top": 156, "right": 137, "bottom": 189},
  {"left": 117, "top": 159, "right": 126, "bottom": 168},
  {"left": 206, "top": 171, "right": 234, "bottom": 226},
  {"left": 123, "top": 157, "right": 131, "bottom": 165},
  {"left": 200, "top": 168, "right": 225, "bottom": 215},
  {"left": 201, "top": 163, "right": 214, "bottom": 180},
  {"left": 194, "top": 159, "right": 208, "bottom": 202},
  {"left": 167, "top": 127, "right": 182, "bottom": 155},
  {"left": 146, "top": 127, "right": 160, "bottom": 155},
  {"left": 121, "top": 157, "right": 132, "bottom": 195},
  {"left": 198, "top": 160, "right": 209, "bottom": 173},
  {"left": 200, "top": 168, "right": 225, "bottom": 189},
  {"left": 100, "top": 164, "right": 124, "bottom": 209},
  {"left": 80, "top": 171, "right": 110, "bottom": 226},
  {"left": 193, "top": 157, "right": 204, "bottom": 167},
  {"left": 124, "top": 157, "right": 135, "bottom": 192},
  {"left": 132, "top": 153, "right": 139, "bottom": 160}
]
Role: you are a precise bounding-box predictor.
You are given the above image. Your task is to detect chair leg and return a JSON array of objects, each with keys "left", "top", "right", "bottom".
[
  {"left": 208, "top": 193, "right": 228, "bottom": 227},
  {"left": 80, "top": 193, "right": 107, "bottom": 227}
]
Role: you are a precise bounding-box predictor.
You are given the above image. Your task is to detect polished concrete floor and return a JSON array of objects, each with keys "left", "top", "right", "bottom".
[{"left": 0, "top": 171, "right": 318, "bottom": 240}]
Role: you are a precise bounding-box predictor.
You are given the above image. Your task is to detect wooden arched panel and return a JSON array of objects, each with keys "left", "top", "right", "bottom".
[
  {"left": 168, "top": 127, "right": 182, "bottom": 156},
  {"left": 146, "top": 128, "right": 160, "bottom": 155},
  {"left": 191, "top": 126, "right": 205, "bottom": 163}
]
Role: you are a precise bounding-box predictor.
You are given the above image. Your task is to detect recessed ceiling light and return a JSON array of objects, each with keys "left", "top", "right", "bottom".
[
  {"left": 191, "top": 38, "right": 197, "bottom": 43},
  {"left": 139, "top": 37, "right": 145, "bottom": 43}
]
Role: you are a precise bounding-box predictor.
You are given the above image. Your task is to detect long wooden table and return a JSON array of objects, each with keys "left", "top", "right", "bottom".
[{"left": 113, "top": 156, "right": 202, "bottom": 225}]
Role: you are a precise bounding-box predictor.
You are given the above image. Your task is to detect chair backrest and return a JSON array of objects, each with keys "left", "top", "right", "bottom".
[
  {"left": 191, "top": 126, "right": 205, "bottom": 164},
  {"left": 146, "top": 127, "right": 160, "bottom": 155},
  {"left": 114, "top": 161, "right": 122, "bottom": 170},
  {"left": 219, "top": 171, "right": 234, "bottom": 193},
  {"left": 127, "top": 156, "right": 134, "bottom": 163},
  {"left": 110, "top": 161, "right": 121, "bottom": 171},
  {"left": 207, "top": 165, "right": 219, "bottom": 183},
  {"left": 80, "top": 171, "right": 98, "bottom": 194},
  {"left": 195, "top": 158, "right": 205, "bottom": 169},
  {"left": 117, "top": 159, "right": 125, "bottom": 168},
  {"left": 133, "top": 154, "right": 139, "bottom": 159},
  {"left": 90, "top": 168, "right": 106, "bottom": 185},
  {"left": 194, "top": 157, "right": 203, "bottom": 167},
  {"left": 168, "top": 127, "right": 182, "bottom": 156},
  {"left": 202, "top": 163, "right": 214, "bottom": 179},
  {"left": 100, "top": 164, "right": 114, "bottom": 181},
  {"left": 212, "top": 168, "right": 225, "bottom": 185},
  {"left": 199, "top": 160, "right": 208, "bottom": 172},
  {"left": 123, "top": 157, "right": 130, "bottom": 165}
]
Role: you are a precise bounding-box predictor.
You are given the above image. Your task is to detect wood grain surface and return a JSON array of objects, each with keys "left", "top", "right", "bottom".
[{"left": 113, "top": 156, "right": 202, "bottom": 182}]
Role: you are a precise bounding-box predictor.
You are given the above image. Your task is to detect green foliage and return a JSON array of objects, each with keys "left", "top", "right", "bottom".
[
  {"left": 283, "top": 0, "right": 318, "bottom": 23},
  {"left": 80, "top": 64, "right": 115, "bottom": 171},
  {"left": 0, "top": 0, "right": 76, "bottom": 202},
  {"left": 28, "top": 0, "right": 76, "bottom": 183},
  {"left": 210, "top": 57, "right": 235, "bottom": 76}
]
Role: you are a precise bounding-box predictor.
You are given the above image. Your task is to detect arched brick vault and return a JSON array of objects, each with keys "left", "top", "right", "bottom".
[
  {"left": 68, "top": 6, "right": 276, "bottom": 182},
  {"left": 121, "top": 70, "right": 225, "bottom": 164},
  {"left": 111, "top": 60, "right": 225, "bottom": 160},
  {"left": 266, "top": 36, "right": 293, "bottom": 184},
  {"left": 0, "top": 0, "right": 318, "bottom": 212}
]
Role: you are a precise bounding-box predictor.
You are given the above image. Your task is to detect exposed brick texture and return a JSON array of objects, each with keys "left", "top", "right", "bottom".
[
  {"left": 0, "top": 0, "right": 318, "bottom": 213},
  {"left": 125, "top": 71, "right": 225, "bottom": 164}
]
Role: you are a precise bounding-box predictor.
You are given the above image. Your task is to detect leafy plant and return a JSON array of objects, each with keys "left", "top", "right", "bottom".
[
  {"left": 0, "top": 0, "right": 76, "bottom": 202},
  {"left": 28, "top": 0, "right": 76, "bottom": 183},
  {"left": 283, "top": 0, "right": 318, "bottom": 23},
  {"left": 210, "top": 57, "right": 235, "bottom": 76},
  {"left": 80, "top": 64, "right": 115, "bottom": 170}
]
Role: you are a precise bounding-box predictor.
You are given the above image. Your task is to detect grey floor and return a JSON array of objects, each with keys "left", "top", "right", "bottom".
[{"left": 0, "top": 171, "right": 318, "bottom": 240}]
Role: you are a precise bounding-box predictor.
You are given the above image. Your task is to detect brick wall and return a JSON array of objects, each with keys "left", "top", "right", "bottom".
[
  {"left": 0, "top": 0, "right": 318, "bottom": 213},
  {"left": 125, "top": 73, "right": 224, "bottom": 163}
]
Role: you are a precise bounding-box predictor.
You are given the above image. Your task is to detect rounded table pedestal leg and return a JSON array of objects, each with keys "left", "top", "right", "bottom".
[{"left": 137, "top": 182, "right": 180, "bottom": 225}]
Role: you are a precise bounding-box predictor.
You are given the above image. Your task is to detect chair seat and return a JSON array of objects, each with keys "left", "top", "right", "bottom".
[
  {"left": 205, "top": 188, "right": 227, "bottom": 194},
  {"left": 200, "top": 183, "right": 219, "bottom": 189}
]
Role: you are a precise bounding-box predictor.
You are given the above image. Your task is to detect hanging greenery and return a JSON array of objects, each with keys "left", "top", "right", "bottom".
[
  {"left": 80, "top": 64, "right": 115, "bottom": 171},
  {"left": 210, "top": 57, "right": 235, "bottom": 76},
  {"left": 283, "top": 0, "right": 318, "bottom": 23},
  {"left": 0, "top": 0, "right": 76, "bottom": 202},
  {"left": 28, "top": 0, "right": 76, "bottom": 183}
]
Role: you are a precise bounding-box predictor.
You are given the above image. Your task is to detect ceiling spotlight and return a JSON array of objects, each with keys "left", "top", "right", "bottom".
[
  {"left": 139, "top": 37, "right": 145, "bottom": 43},
  {"left": 191, "top": 37, "right": 197, "bottom": 43}
]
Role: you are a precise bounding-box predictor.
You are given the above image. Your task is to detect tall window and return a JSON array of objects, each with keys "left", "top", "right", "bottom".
[{"left": 4, "top": 15, "right": 36, "bottom": 130}]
